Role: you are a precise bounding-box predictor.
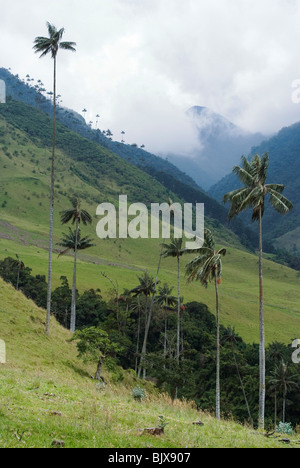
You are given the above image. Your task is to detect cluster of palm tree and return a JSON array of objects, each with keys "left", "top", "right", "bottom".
[{"left": 134, "top": 153, "right": 293, "bottom": 430}]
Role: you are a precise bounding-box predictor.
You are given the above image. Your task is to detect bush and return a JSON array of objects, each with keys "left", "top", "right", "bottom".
[
  {"left": 132, "top": 385, "right": 146, "bottom": 402},
  {"left": 276, "top": 422, "right": 293, "bottom": 435}
]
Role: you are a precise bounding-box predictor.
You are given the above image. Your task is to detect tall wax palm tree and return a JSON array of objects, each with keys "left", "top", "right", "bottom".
[
  {"left": 223, "top": 153, "right": 293, "bottom": 429},
  {"left": 12, "top": 254, "right": 25, "bottom": 291},
  {"left": 60, "top": 198, "right": 93, "bottom": 332},
  {"left": 130, "top": 272, "right": 156, "bottom": 378},
  {"left": 186, "top": 228, "right": 226, "bottom": 421},
  {"left": 162, "top": 237, "right": 186, "bottom": 365},
  {"left": 33, "top": 23, "right": 76, "bottom": 335},
  {"left": 58, "top": 228, "right": 94, "bottom": 331},
  {"left": 156, "top": 284, "right": 177, "bottom": 359}
]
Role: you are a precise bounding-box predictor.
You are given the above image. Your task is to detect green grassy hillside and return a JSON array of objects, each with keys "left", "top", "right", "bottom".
[{"left": 0, "top": 277, "right": 296, "bottom": 448}]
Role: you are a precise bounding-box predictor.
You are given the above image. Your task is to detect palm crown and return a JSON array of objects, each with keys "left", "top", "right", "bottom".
[
  {"left": 186, "top": 229, "right": 226, "bottom": 286},
  {"left": 58, "top": 228, "right": 94, "bottom": 256},
  {"left": 223, "top": 153, "right": 293, "bottom": 221},
  {"left": 60, "top": 197, "right": 93, "bottom": 226},
  {"left": 33, "top": 22, "right": 76, "bottom": 58}
]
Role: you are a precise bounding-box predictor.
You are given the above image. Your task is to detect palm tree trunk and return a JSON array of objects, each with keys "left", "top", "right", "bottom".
[
  {"left": 70, "top": 219, "right": 79, "bottom": 333},
  {"left": 138, "top": 295, "right": 150, "bottom": 379},
  {"left": 283, "top": 389, "right": 287, "bottom": 424},
  {"left": 164, "top": 299, "right": 168, "bottom": 360},
  {"left": 215, "top": 276, "right": 221, "bottom": 421},
  {"left": 16, "top": 265, "right": 20, "bottom": 291},
  {"left": 135, "top": 308, "right": 141, "bottom": 374},
  {"left": 258, "top": 206, "right": 265, "bottom": 429},
  {"left": 274, "top": 391, "right": 277, "bottom": 429},
  {"left": 46, "top": 55, "right": 57, "bottom": 335}
]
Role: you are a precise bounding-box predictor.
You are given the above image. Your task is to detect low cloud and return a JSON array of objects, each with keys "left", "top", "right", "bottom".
[{"left": 1, "top": 0, "right": 300, "bottom": 156}]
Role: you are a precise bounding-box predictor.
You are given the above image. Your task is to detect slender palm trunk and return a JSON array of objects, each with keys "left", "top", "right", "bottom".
[
  {"left": 274, "top": 391, "right": 277, "bottom": 429},
  {"left": 258, "top": 207, "right": 265, "bottom": 429},
  {"left": 164, "top": 298, "right": 168, "bottom": 360},
  {"left": 46, "top": 56, "right": 57, "bottom": 335},
  {"left": 16, "top": 265, "right": 21, "bottom": 291},
  {"left": 70, "top": 219, "right": 79, "bottom": 332},
  {"left": 283, "top": 389, "right": 287, "bottom": 424},
  {"left": 135, "top": 308, "right": 141, "bottom": 374},
  {"left": 215, "top": 276, "right": 221, "bottom": 421},
  {"left": 138, "top": 240, "right": 165, "bottom": 379},
  {"left": 138, "top": 295, "right": 150, "bottom": 379}
]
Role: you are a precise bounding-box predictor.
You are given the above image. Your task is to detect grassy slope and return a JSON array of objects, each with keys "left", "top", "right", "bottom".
[
  {"left": 0, "top": 278, "right": 296, "bottom": 449},
  {"left": 0, "top": 104, "right": 300, "bottom": 345}
]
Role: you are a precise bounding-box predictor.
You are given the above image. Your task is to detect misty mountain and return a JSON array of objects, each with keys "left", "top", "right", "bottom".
[
  {"left": 166, "top": 106, "right": 265, "bottom": 190},
  {"left": 209, "top": 121, "right": 300, "bottom": 250}
]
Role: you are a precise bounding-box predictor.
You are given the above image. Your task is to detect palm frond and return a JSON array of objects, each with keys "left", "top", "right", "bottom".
[
  {"left": 269, "top": 190, "right": 293, "bottom": 215},
  {"left": 161, "top": 237, "right": 185, "bottom": 258},
  {"left": 60, "top": 209, "right": 76, "bottom": 224},
  {"left": 265, "top": 183, "right": 285, "bottom": 194},
  {"left": 58, "top": 227, "right": 94, "bottom": 252},
  {"left": 58, "top": 247, "right": 70, "bottom": 258},
  {"left": 232, "top": 165, "right": 254, "bottom": 187},
  {"left": 223, "top": 187, "right": 250, "bottom": 205},
  {"left": 60, "top": 41, "right": 77, "bottom": 52},
  {"left": 217, "top": 248, "right": 227, "bottom": 257},
  {"left": 203, "top": 228, "right": 215, "bottom": 250},
  {"left": 257, "top": 152, "right": 269, "bottom": 184},
  {"left": 239, "top": 186, "right": 264, "bottom": 213},
  {"left": 60, "top": 198, "right": 92, "bottom": 225}
]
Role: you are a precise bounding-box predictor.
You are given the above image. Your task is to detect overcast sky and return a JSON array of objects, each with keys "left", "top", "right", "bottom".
[{"left": 1, "top": 0, "right": 300, "bottom": 155}]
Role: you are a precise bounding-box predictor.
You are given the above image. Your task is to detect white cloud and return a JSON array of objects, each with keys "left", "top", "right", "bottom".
[{"left": 1, "top": 0, "right": 300, "bottom": 154}]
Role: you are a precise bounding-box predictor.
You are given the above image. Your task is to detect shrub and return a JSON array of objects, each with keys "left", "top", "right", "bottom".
[
  {"left": 158, "top": 415, "right": 168, "bottom": 432},
  {"left": 132, "top": 385, "right": 146, "bottom": 402},
  {"left": 276, "top": 422, "right": 293, "bottom": 435}
]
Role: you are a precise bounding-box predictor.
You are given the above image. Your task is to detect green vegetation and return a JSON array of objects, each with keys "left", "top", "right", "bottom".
[{"left": 0, "top": 277, "right": 299, "bottom": 448}]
